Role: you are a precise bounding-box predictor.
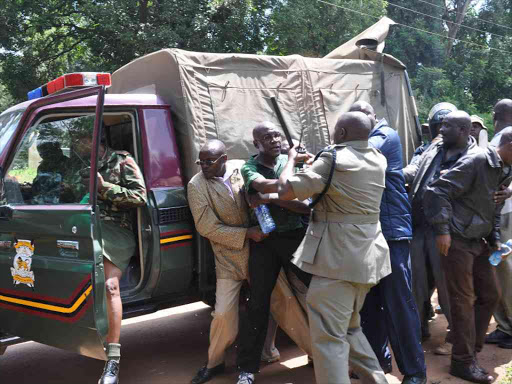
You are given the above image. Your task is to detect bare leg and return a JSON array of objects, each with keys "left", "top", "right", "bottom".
[
  {"left": 261, "top": 314, "right": 280, "bottom": 362},
  {"left": 104, "top": 259, "right": 123, "bottom": 344}
]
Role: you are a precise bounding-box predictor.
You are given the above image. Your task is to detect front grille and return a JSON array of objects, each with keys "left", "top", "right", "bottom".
[{"left": 158, "top": 206, "right": 191, "bottom": 225}]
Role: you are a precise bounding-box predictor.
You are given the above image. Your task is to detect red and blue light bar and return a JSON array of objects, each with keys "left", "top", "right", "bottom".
[{"left": 27, "top": 72, "right": 111, "bottom": 100}]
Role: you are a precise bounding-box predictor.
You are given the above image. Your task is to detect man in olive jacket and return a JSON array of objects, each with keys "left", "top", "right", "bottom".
[
  {"left": 278, "top": 112, "right": 390, "bottom": 384},
  {"left": 424, "top": 123, "right": 512, "bottom": 384}
]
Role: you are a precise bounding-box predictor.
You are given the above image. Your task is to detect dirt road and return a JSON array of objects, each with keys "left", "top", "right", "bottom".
[{"left": 1, "top": 301, "right": 511, "bottom": 384}]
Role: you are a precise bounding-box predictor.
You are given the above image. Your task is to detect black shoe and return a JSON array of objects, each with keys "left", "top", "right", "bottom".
[
  {"left": 450, "top": 362, "right": 493, "bottom": 384},
  {"left": 190, "top": 363, "right": 225, "bottom": 384},
  {"left": 499, "top": 338, "right": 512, "bottom": 349},
  {"left": 429, "top": 304, "right": 435, "bottom": 319},
  {"left": 485, "top": 329, "right": 512, "bottom": 344},
  {"left": 381, "top": 363, "right": 392, "bottom": 374},
  {"left": 402, "top": 374, "right": 427, "bottom": 384},
  {"left": 98, "top": 360, "right": 120, "bottom": 384}
]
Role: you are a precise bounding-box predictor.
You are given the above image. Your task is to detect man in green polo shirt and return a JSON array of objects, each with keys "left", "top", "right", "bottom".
[{"left": 235, "top": 122, "right": 312, "bottom": 384}]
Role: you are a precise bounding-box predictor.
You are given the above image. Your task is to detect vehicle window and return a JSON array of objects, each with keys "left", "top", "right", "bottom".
[
  {"left": 0, "top": 110, "right": 24, "bottom": 156},
  {"left": 3, "top": 114, "right": 94, "bottom": 205}
]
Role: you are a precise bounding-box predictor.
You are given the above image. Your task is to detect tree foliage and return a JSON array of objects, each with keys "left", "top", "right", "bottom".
[{"left": 0, "top": 0, "right": 511, "bottom": 125}]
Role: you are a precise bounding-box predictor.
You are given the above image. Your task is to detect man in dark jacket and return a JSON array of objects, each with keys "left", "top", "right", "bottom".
[
  {"left": 424, "top": 125, "right": 512, "bottom": 384},
  {"left": 403, "top": 110, "right": 479, "bottom": 353},
  {"left": 351, "top": 101, "right": 426, "bottom": 384}
]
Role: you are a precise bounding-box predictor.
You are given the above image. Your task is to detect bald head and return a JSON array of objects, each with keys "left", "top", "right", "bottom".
[
  {"left": 200, "top": 139, "right": 226, "bottom": 157},
  {"left": 349, "top": 101, "right": 377, "bottom": 128},
  {"left": 198, "top": 139, "right": 227, "bottom": 179},
  {"left": 439, "top": 110, "right": 471, "bottom": 148},
  {"left": 494, "top": 99, "right": 512, "bottom": 133},
  {"left": 334, "top": 112, "right": 372, "bottom": 144},
  {"left": 497, "top": 126, "right": 512, "bottom": 166},
  {"left": 445, "top": 111, "right": 472, "bottom": 130},
  {"left": 253, "top": 121, "right": 278, "bottom": 141},
  {"left": 252, "top": 121, "right": 282, "bottom": 159}
]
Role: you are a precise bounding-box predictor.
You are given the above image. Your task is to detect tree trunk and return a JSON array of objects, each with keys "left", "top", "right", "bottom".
[{"left": 444, "top": 0, "right": 473, "bottom": 57}]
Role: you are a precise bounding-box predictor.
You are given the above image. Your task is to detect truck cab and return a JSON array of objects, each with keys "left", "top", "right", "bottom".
[{"left": 0, "top": 74, "right": 215, "bottom": 359}]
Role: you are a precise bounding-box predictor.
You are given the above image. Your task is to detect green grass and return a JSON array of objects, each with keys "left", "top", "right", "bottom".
[
  {"left": 499, "top": 365, "right": 512, "bottom": 384},
  {"left": 10, "top": 168, "right": 37, "bottom": 184}
]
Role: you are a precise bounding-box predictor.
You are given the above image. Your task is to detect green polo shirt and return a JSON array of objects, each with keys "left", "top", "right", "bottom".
[{"left": 241, "top": 154, "right": 303, "bottom": 233}]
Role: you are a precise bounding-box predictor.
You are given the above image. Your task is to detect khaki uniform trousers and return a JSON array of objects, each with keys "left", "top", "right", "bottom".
[
  {"left": 307, "top": 275, "right": 388, "bottom": 384},
  {"left": 207, "top": 272, "right": 312, "bottom": 368}
]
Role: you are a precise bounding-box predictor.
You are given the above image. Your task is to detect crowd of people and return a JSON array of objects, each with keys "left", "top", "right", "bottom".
[{"left": 185, "top": 98, "right": 512, "bottom": 384}]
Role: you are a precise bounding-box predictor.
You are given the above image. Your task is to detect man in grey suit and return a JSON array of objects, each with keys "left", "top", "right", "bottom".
[{"left": 278, "top": 111, "right": 390, "bottom": 384}]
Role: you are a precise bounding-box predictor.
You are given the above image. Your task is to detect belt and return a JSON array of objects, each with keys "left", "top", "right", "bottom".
[{"left": 312, "top": 211, "right": 379, "bottom": 224}]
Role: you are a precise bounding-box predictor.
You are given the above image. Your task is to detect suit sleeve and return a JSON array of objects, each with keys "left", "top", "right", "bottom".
[
  {"left": 99, "top": 155, "right": 147, "bottom": 207},
  {"left": 403, "top": 161, "right": 419, "bottom": 184},
  {"left": 187, "top": 182, "right": 247, "bottom": 250},
  {"left": 287, "top": 153, "right": 331, "bottom": 201},
  {"left": 423, "top": 157, "right": 475, "bottom": 235},
  {"left": 488, "top": 202, "right": 503, "bottom": 246}
]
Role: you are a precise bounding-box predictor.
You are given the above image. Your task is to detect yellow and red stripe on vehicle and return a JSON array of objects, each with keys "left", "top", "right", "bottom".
[{"left": 160, "top": 229, "right": 193, "bottom": 250}]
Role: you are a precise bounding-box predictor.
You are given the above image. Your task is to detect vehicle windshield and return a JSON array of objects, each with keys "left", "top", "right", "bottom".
[{"left": 0, "top": 110, "right": 24, "bottom": 155}]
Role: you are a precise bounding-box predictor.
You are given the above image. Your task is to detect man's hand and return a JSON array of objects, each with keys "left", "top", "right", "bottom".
[
  {"left": 436, "top": 234, "right": 452, "bottom": 256},
  {"left": 80, "top": 173, "right": 105, "bottom": 191},
  {"left": 492, "top": 241, "right": 512, "bottom": 260},
  {"left": 246, "top": 226, "right": 268, "bottom": 242},
  {"left": 97, "top": 173, "right": 105, "bottom": 191},
  {"left": 247, "top": 192, "right": 270, "bottom": 209},
  {"left": 494, "top": 185, "right": 512, "bottom": 205},
  {"left": 288, "top": 146, "right": 313, "bottom": 165}
]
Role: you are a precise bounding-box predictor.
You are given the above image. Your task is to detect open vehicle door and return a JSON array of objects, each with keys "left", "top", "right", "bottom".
[{"left": 0, "top": 86, "right": 108, "bottom": 360}]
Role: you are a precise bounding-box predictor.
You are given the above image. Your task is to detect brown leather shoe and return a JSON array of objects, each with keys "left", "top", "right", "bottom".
[{"left": 450, "top": 361, "right": 493, "bottom": 384}]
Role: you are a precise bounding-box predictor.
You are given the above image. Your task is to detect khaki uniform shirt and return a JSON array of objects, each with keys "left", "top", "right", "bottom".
[
  {"left": 187, "top": 164, "right": 250, "bottom": 281},
  {"left": 289, "top": 140, "right": 391, "bottom": 284}
]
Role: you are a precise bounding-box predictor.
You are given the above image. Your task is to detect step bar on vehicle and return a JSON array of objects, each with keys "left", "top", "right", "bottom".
[{"left": 0, "top": 334, "right": 24, "bottom": 355}]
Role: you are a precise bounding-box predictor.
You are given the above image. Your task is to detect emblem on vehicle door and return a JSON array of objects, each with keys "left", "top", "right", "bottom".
[{"left": 11, "top": 240, "right": 35, "bottom": 288}]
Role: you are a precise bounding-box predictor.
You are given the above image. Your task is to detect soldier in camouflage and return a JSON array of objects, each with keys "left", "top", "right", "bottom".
[{"left": 68, "top": 129, "right": 147, "bottom": 384}]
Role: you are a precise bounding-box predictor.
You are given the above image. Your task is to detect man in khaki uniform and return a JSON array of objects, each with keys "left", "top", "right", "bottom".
[
  {"left": 278, "top": 112, "right": 391, "bottom": 384},
  {"left": 188, "top": 140, "right": 311, "bottom": 384}
]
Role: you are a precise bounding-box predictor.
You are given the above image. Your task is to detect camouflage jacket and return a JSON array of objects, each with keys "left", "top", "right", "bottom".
[{"left": 97, "top": 148, "right": 147, "bottom": 230}]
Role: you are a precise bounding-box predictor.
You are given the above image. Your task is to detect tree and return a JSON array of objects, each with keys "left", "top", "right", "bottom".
[
  {"left": 266, "top": 0, "right": 387, "bottom": 57},
  {"left": 0, "top": 0, "right": 275, "bottom": 105},
  {"left": 443, "top": 0, "right": 474, "bottom": 57}
]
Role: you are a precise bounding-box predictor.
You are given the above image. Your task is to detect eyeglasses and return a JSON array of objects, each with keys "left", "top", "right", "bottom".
[
  {"left": 259, "top": 133, "right": 282, "bottom": 143},
  {"left": 196, "top": 154, "right": 225, "bottom": 167}
]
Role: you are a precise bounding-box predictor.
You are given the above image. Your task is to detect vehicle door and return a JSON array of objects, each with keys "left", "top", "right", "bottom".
[{"left": 0, "top": 87, "right": 108, "bottom": 360}]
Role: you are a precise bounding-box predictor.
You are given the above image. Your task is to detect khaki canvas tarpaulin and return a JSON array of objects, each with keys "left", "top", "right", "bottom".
[
  {"left": 110, "top": 18, "right": 420, "bottom": 182},
  {"left": 325, "top": 16, "right": 396, "bottom": 60}
]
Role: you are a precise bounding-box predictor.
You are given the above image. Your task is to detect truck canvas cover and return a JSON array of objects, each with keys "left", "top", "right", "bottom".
[{"left": 110, "top": 17, "right": 420, "bottom": 182}]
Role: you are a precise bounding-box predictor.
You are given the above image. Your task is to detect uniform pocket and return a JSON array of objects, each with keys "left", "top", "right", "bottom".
[{"left": 295, "top": 222, "right": 326, "bottom": 264}]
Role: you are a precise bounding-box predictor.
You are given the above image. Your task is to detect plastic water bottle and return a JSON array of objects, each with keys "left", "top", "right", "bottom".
[
  {"left": 254, "top": 204, "right": 276, "bottom": 234},
  {"left": 489, "top": 239, "right": 512, "bottom": 266}
]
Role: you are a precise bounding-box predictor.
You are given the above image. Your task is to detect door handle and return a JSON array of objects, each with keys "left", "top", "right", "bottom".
[{"left": 0, "top": 205, "right": 13, "bottom": 220}]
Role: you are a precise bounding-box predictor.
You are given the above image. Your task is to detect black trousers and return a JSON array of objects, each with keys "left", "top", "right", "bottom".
[
  {"left": 360, "top": 240, "right": 426, "bottom": 376},
  {"left": 236, "top": 228, "right": 311, "bottom": 373}
]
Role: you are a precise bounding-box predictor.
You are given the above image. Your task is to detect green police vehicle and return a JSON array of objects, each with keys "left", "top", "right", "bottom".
[{"left": 0, "top": 28, "right": 420, "bottom": 361}]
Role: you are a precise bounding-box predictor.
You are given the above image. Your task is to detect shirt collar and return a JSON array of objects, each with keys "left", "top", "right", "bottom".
[
  {"left": 372, "top": 118, "right": 388, "bottom": 133},
  {"left": 342, "top": 140, "right": 369, "bottom": 149},
  {"left": 486, "top": 146, "right": 504, "bottom": 168},
  {"left": 214, "top": 163, "right": 236, "bottom": 182}
]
